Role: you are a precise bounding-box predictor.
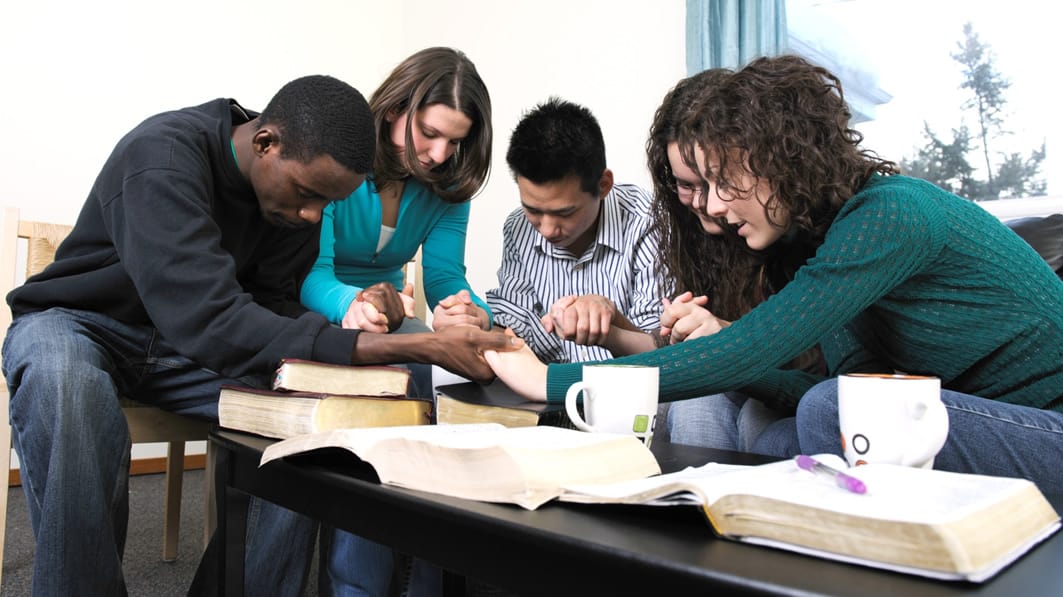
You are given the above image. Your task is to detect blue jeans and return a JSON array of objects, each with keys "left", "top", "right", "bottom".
[
  {"left": 796, "top": 378, "right": 1063, "bottom": 494},
  {"left": 667, "top": 392, "right": 798, "bottom": 457},
  {"left": 3, "top": 308, "right": 316, "bottom": 596},
  {"left": 321, "top": 315, "right": 441, "bottom": 597},
  {"left": 320, "top": 530, "right": 441, "bottom": 597}
]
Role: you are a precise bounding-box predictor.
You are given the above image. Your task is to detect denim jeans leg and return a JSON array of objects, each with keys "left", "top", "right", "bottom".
[
  {"left": 750, "top": 417, "right": 800, "bottom": 458},
  {"left": 4, "top": 309, "right": 136, "bottom": 596},
  {"left": 324, "top": 529, "right": 396, "bottom": 597},
  {"left": 735, "top": 398, "right": 790, "bottom": 454},
  {"left": 134, "top": 337, "right": 317, "bottom": 597},
  {"left": 244, "top": 498, "right": 318, "bottom": 596},
  {"left": 667, "top": 392, "right": 788, "bottom": 453},
  {"left": 4, "top": 307, "right": 318, "bottom": 596},
  {"left": 796, "top": 378, "right": 1063, "bottom": 494},
  {"left": 667, "top": 393, "right": 742, "bottom": 450}
]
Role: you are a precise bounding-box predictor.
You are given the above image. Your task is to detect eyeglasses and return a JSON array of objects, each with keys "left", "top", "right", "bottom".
[{"left": 675, "top": 180, "right": 706, "bottom": 203}]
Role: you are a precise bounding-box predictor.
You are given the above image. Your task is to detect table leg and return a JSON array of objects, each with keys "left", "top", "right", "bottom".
[{"left": 214, "top": 442, "right": 250, "bottom": 597}]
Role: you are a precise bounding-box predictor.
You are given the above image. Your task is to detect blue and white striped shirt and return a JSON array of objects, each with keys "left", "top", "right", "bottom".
[{"left": 486, "top": 183, "right": 663, "bottom": 363}]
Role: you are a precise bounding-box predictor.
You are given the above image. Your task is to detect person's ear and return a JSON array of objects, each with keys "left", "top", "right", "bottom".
[
  {"left": 252, "top": 128, "right": 279, "bottom": 157},
  {"left": 597, "top": 168, "right": 615, "bottom": 199}
]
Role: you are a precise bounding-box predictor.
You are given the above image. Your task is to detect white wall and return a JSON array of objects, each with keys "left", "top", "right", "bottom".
[{"left": 1, "top": 0, "right": 686, "bottom": 462}]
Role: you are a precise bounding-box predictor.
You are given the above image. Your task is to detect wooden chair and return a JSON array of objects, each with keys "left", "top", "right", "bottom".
[
  {"left": 0, "top": 206, "right": 213, "bottom": 574},
  {"left": 407, "top": 247, "right": 428, "bottom": 321}
]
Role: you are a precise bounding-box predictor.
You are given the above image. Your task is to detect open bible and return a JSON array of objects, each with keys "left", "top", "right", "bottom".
[{"left": 259, "top": 424, "right": 1059, "bottom": 582}]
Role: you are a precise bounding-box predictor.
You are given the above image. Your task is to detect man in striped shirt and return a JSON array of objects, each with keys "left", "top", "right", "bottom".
[{"left": 486, "top": 98, "right": 662, "bottom": 363}]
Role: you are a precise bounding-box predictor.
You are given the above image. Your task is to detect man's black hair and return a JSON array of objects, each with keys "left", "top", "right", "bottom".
[
  {"left": 506, "top": 97, "right": 606, "bottom": 195},
  {"left": 259, "top": 75, "right": 375, "bottom": 174}
]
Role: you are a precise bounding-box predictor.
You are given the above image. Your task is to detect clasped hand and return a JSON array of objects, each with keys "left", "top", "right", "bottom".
[
  {"left": 539, "top": 294, "right": 618, "bottom": 346},
  {"left": 342, "top": 282, "right": 417, "bottom": 333},
  {"left": 660, "top": 291, "right": 730, "bottom": 344},
  {"left": 433, "top": 289, "right": 490, "bottom": 331}
]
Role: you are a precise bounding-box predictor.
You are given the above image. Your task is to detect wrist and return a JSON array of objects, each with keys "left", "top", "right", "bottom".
[{"left": 351, "top": 332, "right": 432, "bottom": 365}]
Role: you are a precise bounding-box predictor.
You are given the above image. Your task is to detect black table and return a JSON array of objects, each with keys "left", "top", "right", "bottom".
[{"left": 209, "top": 428, "right": 1063, "bottom": 596}]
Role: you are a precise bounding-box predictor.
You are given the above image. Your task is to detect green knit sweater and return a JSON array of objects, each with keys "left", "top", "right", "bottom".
[{"left": 546, "top": 175, "right": 1063, "bottom": 412}]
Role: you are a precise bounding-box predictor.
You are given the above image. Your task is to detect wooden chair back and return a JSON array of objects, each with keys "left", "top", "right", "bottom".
[{"left": 0, "top": 206, "right": 212, "bottom": 568}]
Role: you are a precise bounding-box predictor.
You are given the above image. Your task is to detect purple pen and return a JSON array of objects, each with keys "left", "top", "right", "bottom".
[{"left": 794, "top": 455, "right": 867, "bottom": 495}]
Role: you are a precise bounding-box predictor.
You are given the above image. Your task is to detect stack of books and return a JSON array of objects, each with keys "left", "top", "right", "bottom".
[{"left": 218, "top": 358, "right": 431, "bottom": 439}]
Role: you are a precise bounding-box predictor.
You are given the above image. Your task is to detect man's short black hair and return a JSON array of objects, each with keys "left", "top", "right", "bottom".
[
  {"left": 506, "top": 97, "right": 606, "bottom": 195},
  {"left": 259, "top": 75, "right": 375, "bottom": 174}
]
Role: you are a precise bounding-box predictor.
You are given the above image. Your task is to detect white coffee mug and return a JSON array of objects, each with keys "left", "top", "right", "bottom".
[
  {"left": 838, "top": 373, "right": 949, "bottom": 469},
  {"left": 564, "top": 365, "right": 659, "bottom": 444}
]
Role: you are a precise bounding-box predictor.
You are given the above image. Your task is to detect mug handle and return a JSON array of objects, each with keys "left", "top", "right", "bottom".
[
  {"left": 565, "top": 381, "right": 595, "bottom": 432},
  {"left": 904, "top": 395, "right": 950, "bottom": 468}
]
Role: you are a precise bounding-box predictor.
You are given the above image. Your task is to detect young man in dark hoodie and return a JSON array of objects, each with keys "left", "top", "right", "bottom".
[{"left": 4, "top": 74, "right": 519, "bottom": 596}]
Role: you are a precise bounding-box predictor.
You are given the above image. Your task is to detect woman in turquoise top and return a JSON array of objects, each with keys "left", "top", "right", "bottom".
[
  {"left": 301, "top": 47, "right": 492, "bottom": 336},
  {"left": 307, "top": 47, "right": 494, "bottom": 597},
  {"left": 486, "top": 55, "right": 1063, "bottom": 493}
]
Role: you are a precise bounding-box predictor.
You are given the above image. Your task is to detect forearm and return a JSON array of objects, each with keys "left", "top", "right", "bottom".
[
  {"left": 602, "top": 327, "right": 658, "bottom": 356},
  {"left": 351, "top": 331, "right": 438, "bottom": 365}
]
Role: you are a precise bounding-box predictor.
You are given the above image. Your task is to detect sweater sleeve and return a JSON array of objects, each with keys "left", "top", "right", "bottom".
[
  {"left": 300, "top": 202, "right": 360, "bottom": 324},
  {"left": 419, "top": 200, "right": 492, "bottom": 323},
  {"left": 545, "top": 186, "right": 947, "bottom": 403},
  {"left": 102, "top": 162, "right": 356, "bottom": 378}
]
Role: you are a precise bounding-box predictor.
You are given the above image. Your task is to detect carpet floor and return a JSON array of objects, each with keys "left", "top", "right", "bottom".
[{"left": 1, "top": 469, "right": 320, "bottom": 596}]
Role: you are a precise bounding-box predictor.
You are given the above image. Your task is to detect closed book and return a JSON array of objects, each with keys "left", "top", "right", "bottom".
[
  {"left": 435, "top": 380, "right": 575, "bottom": 429},
  {"left": 272, "top": 359, "right": 410, "bottom": 396},
  {"left": 218, "top": 385, "right": 431, "bottom": 440}
]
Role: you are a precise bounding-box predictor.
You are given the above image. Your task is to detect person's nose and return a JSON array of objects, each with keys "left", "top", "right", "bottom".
[
  {"left": 427, "top": 141, "right": 450, "bottom": 166},
  {"left": 703, "top": 187, "right": 729, "bottom": 217},
  {"left": 298, "top": 204, "right": 324, "bottom": 224},
  {"left": 689, "top": 186, "right": 706, "bottom": 211},
  {"left": 540, "top": 215, "right": 562, "bottom": 237}
]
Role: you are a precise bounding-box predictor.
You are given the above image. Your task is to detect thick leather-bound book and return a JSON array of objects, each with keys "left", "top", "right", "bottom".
[
  {"left": 219, "top": 359, "right": 423, "bottom": 439},
  {"left": 218, "top": 385, "right": 431, "bottom": 440},
  {"left": 272, "top": 358, "right": 410, "bottom": 397},
  {"left": 435, "top": 380, "right": 575, "bottom": 429},
  {"left": 559, "top": 455, "right": 1061, "bottom": 583}
]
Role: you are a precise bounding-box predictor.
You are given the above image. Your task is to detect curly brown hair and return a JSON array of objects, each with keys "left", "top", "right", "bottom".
[
  {"left": 647, "top": 69, "right": 769, "bottom": 322},
  {"left": 369, "top": 47, "right": 492, "bottom": 203},
  {"left": 677, "top": 54, "right": 897, "bottom": 246}
]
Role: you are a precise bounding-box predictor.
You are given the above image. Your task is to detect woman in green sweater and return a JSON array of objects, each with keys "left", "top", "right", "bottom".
[{"left": 485, "top": 55, "right": 1063, "bottom": 493}]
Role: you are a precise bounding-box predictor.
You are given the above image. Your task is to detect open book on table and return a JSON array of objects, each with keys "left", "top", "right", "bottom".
[
  {"left": 259, "top": 424, "right": 1059, "bottom": 582},
  {"left": 559, "top": 454, "right": 1060, "bottom": 582},
  {"left": 260, "top": 423, "right": 660, "bottom": 510}
]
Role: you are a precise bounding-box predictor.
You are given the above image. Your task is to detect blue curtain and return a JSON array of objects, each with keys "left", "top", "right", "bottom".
[{"left": 686, "top": 0, "right": 788, "bottom": 74}]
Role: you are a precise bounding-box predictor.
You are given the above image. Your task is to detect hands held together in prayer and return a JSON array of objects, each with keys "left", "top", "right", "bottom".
[
  {"left": 344, "top": 284, "right": 489, "bottom": 333},
  {"left": 539, "top": 294, "right": 624, "bottom": 346},
  {"left": 486, "top": 291, "right": 733, "bottom": 401},
  {"left": 433, "top": 289, "right": 491, "bottom": 331},
  {"left": 343, "top": 282, "right": 417, "bottom": 332},
  {"left": 660, "top": 291, "right": 730, "bottom": 344}
]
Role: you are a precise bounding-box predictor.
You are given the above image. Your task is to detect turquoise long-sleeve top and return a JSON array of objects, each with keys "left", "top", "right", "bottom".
[
  {"left": 301, "top": 178, "right": 492, "bottom": 325},
  {"left": 546, "top": 175, "right": 1063, "bottom": 411}
]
